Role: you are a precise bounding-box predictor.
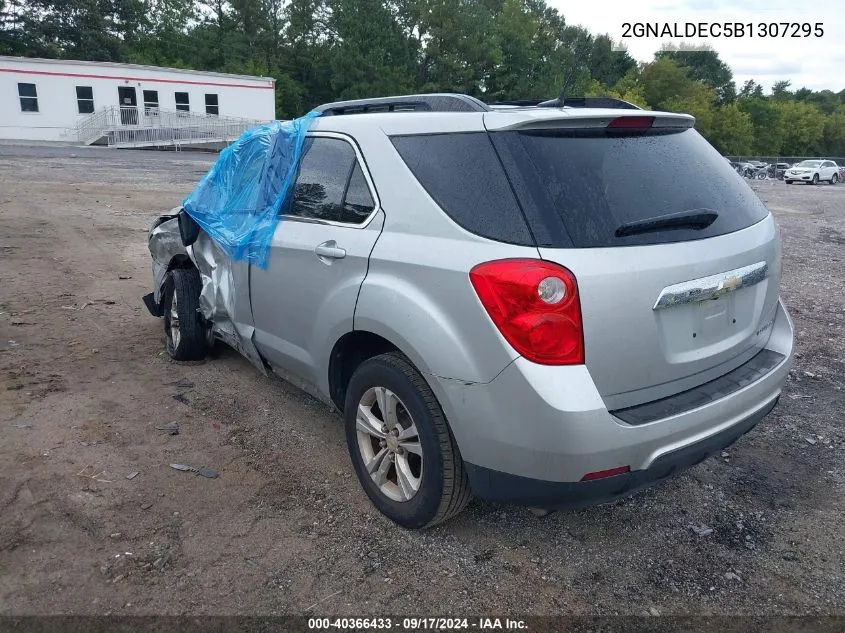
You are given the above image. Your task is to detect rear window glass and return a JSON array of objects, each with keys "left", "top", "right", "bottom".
[
  {"left": 390, "top": 133, "right": 533, "bottom": 245},
  {"left": 492, "top": 128, "right": 769, "bottom": 248}
]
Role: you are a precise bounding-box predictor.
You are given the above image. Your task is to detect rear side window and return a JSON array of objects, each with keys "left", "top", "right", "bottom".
[
  {"left": 492, "top": 128, "right": 769, "bottom": 248},
  {"left": 390, "top": 133, "right": 533, "bottom": 245}
]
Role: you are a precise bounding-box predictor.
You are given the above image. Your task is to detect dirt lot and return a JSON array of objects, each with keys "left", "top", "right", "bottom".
[{"left": 1, "top": 144, "right": 843, "bottom": 616}]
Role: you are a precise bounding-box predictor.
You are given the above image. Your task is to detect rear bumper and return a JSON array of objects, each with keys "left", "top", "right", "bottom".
[
  {"left": 431, "top": 299, "right": 793, "bottom": 503},
  {"left": 466, "top": 396, "right": 776, "bottom": 508}
]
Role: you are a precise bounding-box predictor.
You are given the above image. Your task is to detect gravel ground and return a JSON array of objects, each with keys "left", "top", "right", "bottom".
[{"left": 0, "top": 145, "right": 843, "bottom": 616}]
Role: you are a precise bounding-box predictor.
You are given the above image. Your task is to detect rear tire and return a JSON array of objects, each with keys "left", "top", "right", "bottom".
[
  {"left": 831, "top": 173, "right": 839, "bottom": 185},
  {"left": 344, "top": 352, "right": 471, "bottom": 529},
  {"left": 162, "top": 268, "right": 209, "bottom": 361},
  {"left": 785, "top": 180, "right": 793, "bottom": 185}
]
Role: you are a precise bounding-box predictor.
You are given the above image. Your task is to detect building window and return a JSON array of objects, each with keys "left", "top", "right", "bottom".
[
  {"left": 205, "top": 93, "right": 219, "bottom": 116},
  {"left": 143, "top": 90, "right": 159, "bottom": 114},
  {"left": 175, "top": 92, "right": 190, "bottom": 112},
  {"left": 76, "top": 86, "right": 94, "bottom": 114},
  {"left": 18, "top": 83, "right": 38, "bottom": 112}
]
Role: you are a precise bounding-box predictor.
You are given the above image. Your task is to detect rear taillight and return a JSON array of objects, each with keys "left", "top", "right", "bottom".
[{"left": 469, "top": 259, "right": 584, "bottom": 365}]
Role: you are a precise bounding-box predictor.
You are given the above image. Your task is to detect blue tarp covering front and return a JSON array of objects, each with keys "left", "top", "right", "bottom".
[{"left": 183, "top": 110, "right": 321, "bottom": 268}]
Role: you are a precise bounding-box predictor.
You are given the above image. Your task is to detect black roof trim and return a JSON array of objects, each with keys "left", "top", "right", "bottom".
[{"left": 316, "top": 93, "right": 490, "bottom": 116}]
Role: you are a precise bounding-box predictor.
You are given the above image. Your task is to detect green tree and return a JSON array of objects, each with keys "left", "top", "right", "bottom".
[
  {"left": 14, "top": 0, "right": 147, "bottom": 61},
  {"left": 738, "top": 79, "right": 764, "bottom": 99},
  {"left": 656, "top": 44, "right": 735, "bottom": 104},
  {"left": 771, "top": 80, "right": 792, "bottom": 101},
  {"left": 588, "top": 34, "right": 635, "bottom": 89},
  {"left": 486, "top": 0, "right": 567, "bottom": 100},
  {"left": 822, "top": 107, "right": 845, "bottom": 156},
  {"left": 417, "top": 0, "right": 502, "bottom": 96},
  {"left": 709, "top": 103, "right": 753, "bottom": 155},
  {"left": 326, "top": 0, "right": 418, "bottom": 99},
  {"left": 737, "top": 97, "right": 784, "bottom": 155},
  {"left": 661, "top": 83, "right": 716, "bottom": 137},
  {"left": 774, "top": 100, "right": 825, "bottom": 154}
]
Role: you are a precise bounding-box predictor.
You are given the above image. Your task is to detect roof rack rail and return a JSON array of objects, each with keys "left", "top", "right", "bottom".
[
  {"left": 487, "top": 99, "right": 547, "bottom": 107},
  {"left": 315, "top": 93, "right": 490, "bottom": 116},
  {"left": 537, "top": 96, "right": 642, "bottom": 110}
]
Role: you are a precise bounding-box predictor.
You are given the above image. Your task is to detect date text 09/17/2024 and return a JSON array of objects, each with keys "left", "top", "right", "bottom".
[
  {"left": 307, "top": 617, "right": 528, "bottom": 630},
  {"left": 621, "top": 22, "right": 824, "bottom": 38}
]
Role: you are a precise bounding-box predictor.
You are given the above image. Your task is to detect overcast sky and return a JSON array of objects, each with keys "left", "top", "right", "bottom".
[{"left": 549, "top": 0, "right": 845, "bottom": 94}]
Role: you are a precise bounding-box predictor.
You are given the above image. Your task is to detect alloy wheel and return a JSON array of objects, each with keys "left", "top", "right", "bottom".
[{"left": 355, "top": 386, "right": 423, "bottom": 502}]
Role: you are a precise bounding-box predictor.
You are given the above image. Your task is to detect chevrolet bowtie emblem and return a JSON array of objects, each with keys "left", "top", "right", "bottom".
[
  {"left": 653, "top": 262, "right": 769, "bottom": 310},
  {"left": 721, "top": 276, "right": 742, "bottom": 291}
]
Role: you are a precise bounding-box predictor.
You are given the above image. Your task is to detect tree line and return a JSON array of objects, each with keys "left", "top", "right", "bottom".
[{"left": 2, "top": 0, "right": 844, "bottom": 156}]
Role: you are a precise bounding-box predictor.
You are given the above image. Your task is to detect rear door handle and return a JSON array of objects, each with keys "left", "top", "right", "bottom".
[{"left": 315, "top": 240, "right": 346, "bottom": 260}]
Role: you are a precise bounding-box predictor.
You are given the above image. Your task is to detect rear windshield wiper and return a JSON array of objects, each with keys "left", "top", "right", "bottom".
[{"left": 615, "top": 210, "right": 718, "bottom": 238}]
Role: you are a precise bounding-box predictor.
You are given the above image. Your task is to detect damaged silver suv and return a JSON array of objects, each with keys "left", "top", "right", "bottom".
[{"left": 145, "top": 94, "right": 794, "bottom": 529}]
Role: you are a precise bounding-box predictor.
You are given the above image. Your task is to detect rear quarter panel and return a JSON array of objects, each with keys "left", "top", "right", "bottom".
[{"left": 350, "top": 124, "right": 537, "bottom": 383}]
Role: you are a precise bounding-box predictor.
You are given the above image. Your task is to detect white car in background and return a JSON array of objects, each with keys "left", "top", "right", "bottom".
[{"left": 785, "top": 160, "right": 840, "bottom": 185}]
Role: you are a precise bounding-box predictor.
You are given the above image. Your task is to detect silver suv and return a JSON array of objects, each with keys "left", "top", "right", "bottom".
[{"left": 145, "top": 93, "right": 794, "bottom": 529}]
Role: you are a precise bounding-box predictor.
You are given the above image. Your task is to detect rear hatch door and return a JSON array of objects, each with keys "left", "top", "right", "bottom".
[{"left": 487, "top": 112, "right": 781, "bottom": 409}]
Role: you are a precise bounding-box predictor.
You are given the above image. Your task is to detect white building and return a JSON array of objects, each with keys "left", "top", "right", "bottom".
[{"left": 0, "top": 56, "right": 276, "bottom": 142}]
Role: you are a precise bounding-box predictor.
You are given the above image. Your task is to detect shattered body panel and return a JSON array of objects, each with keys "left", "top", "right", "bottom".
[{"left": 147, "top": 210, "right": 265, "bottom": 373}]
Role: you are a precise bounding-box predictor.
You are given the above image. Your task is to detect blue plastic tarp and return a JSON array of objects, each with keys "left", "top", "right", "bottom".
[{"left": 182, "top": 111, "right": 320, "bottom": 268}]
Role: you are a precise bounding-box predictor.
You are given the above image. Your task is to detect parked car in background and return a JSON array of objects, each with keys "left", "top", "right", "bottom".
[
  {"left": 785, "top": 160, "right": 840, "bottom": 184},
  {"left": 145, "top": 93, "right": 794, "bottom": 528},
  {"left": 769, "top": 162, "right": 792, "bottom": 180},
  {"left": 747, "top": 163, "right": 770, "bottom": 179},
  {"left": 838, "top": 163, "right": 845, "bottom": 181}
]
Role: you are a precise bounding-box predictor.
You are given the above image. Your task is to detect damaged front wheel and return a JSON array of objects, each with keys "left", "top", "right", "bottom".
[{"left": 162, "top": 268, "right": 210, "bottom": 361}]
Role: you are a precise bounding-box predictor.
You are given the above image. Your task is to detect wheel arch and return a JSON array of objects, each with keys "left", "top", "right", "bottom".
[
  {"left": 153, "top": 253, "right": 197, "bottom": 306},
  {"left": 328, "top": 330, "right": 420, "bottom": 411}
]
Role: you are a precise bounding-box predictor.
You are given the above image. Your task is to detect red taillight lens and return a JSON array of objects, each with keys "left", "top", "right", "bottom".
[
  {"left": 469, "top": 259, "right": 584, "bottom": 365},
  {"left": 580, "top": 465, "right": 631, "bottom": 481},
  {"left": 607, "top": 116, "right": 654, "bottom": 130}
]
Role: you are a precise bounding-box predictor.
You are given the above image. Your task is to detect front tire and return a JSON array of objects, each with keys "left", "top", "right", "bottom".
[
  {"left": 785, "top": 180, "right": 793, "bottom": 185},
  {"left": 344, "top": 352, "right": 471, "bottom": 529},
  {"left": 162, "top": 268, "right": 209, "bottom": 361},
  {"left": 812, "top": 173, "right": 819, "bottom": 185}
]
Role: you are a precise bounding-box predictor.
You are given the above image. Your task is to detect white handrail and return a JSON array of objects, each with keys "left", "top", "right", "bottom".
[{"left": 73, "top": 105, "right": 265, "bottom": 147}]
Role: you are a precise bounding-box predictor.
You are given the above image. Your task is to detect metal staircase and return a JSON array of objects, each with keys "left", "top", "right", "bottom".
[{"left": 72, "top": 106, "right": 264, "bottom": 149}]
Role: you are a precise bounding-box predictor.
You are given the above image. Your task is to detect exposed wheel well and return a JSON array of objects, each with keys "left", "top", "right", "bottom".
[
  {"left": 168, "top": 254, "right": 195, "bottom": 272},
  {"left": 328, "top": 331, "right": 399, "bottom": 410}
]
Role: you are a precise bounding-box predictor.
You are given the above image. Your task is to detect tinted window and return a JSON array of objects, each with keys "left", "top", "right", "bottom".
[
  {"left": 205, "top": 93, "right": 219, "bottom": 115},
  {"left": 390, "top": 133, "right": 533, "bottom": 245},
  {"left": 18, "top": 83, "right": 38, "bottom": 112},
  {"left": 175, "top": 92, "right": 189, "bottom": 111},
  {"left": 341, "top": 164, "right": 375, "bottom": 223},
  {"left": 143, "top": 90, "right": 159, "bottom": 114},
  {"left": 288, "top": 137, "right": 374, "bottom": 224},
  {"left": 76, "top": 86, "right": 94, "bottom": 114},
  {"left": 492, "top": 128, "right": 769, "bottom": 248}
]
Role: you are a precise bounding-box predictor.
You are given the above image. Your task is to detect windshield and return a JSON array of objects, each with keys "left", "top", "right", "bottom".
[{"left": 796, "top": 161, "right": 822, "bottom": 167}]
